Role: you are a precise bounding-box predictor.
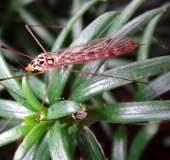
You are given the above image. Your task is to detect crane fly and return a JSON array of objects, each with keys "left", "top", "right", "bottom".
[
  {"left": 24, "top": 37, "right": 140, "bottom": 72},
  {"left": 0, "top": 36, "right": 141, "bottom": 119},
  {"left": 0, "top": 25, "right": 167, "bottom": 123}
]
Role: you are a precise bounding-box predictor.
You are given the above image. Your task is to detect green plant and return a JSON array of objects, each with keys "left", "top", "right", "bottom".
[{"left": 0, "top": 0, "right": 170, "bottom": 159}]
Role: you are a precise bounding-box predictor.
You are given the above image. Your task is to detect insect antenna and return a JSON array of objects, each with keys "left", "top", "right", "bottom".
[
  {"left": 0, "top": 45, "right": 34, "bottom": 60},
  {"left": 0, "top": 82, "right": 26, "bottom": 101},
  {"left": 7, "top": 64, "right": 22, "bottom": 71},
  {"left": 138, "top": 27, "right": 170, "bottom": 52},
  {"left": 15, "top": 59, "right": 25, "bottom": 70}
]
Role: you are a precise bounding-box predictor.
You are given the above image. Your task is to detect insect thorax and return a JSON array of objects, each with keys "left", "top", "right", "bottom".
[{"left": 30, "top": 53, "right": 54, "bottom": 71}]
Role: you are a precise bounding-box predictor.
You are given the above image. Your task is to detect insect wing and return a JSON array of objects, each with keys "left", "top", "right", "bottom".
[{"left": 48, "top": 37, "right": 140, "bottom": 66}]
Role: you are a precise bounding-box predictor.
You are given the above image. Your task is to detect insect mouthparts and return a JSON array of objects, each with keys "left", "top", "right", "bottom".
[{"left": 25, "top": 63, "right": 35, "bottom": 71}]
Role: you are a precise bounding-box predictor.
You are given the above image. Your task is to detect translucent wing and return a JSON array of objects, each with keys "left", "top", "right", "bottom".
[
  {"left": 47, "top": 37, "right": 140, "bottom": 66},
  {"left": 49, "top": 38, "right": 108, "bottom": 57}
]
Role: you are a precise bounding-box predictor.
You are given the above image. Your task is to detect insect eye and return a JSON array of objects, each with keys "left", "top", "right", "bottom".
[
  {"left": 46, "top": 56, "right": 54, "bottom": 65},
  {"left": 39, "top": 61, "right": 44, "bottom": 65},
  {"left": 33, "top": 64, "right": 38, "bottom": 69},
  {"left": 31, "top": 60, "right": 35, "bottom": 65}
]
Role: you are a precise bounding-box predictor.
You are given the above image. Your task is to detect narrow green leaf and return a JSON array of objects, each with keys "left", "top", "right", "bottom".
[
  {"left": 128, "top": 123, "right": 159, "bottom": 160},
  {"left": 14, "top": 122, "right": 48, "bottom": 160},
  {"left": 137, "top": 14, "right": 162, "bottom": 61},
  {"left": 47, "top": 100, "right": 83, "bottom": 119},
  {"left": 22, "top": 141, "right": 40, "bottom": 160},
  {"left": 77, "top": 127, "right": 106, "bottom": 160},
  {"left": 111, "top": 125, "right": 127, "bottom": 160},
  {"left": 69, "top": 56, "right": 170, "bottom": 102},
  {"left": 136, "top": 13, "right": 163, "bottom": 91},
  {"left": 115, "top": 3, "right": 170, "bottom": 37},
  {"left": 0, "top": 119, "right": 21, "bottom": 132},
  {"left": 102, "top": 101, "right": 170, "bottom": 123},
  {"left": 0, "top": 51, "right": 36, "bottom": 111},
  {"left": 72, "top": 11, "right": 118, "bottom": 45},
  {"left": 73, "top": 61, "right": 104, "bottom": 89},
  {"left": 102, "top": 91, "right": 117, "bottom": 104},
  {"left": 106, "top": 0, "right": 145, "bottom": 36},
  {"left": 22, "top": 76, "right": 44, "bottom": 111},
  {"left": 52, "top": 0, "right": 103, "bottom": 51},
  {"left": 135, "top": 73, "right": 170, "bottom": 101},
  {"left": 49, "top": 121, "right": 71, "bottom": 160},
  {"left": 11, "top": 1, "right": 54, "bottom": 46},
  {"left": 0, "top": 125, "right": 32, "bottom": 147},
  {"left": 34, "top": 131, "right": 51, "bottom": 160},
  {"left": 0, "top": 99, "right": 34, "bottom": 119},
  {"left": 28, "top": 76, "right": 48, "bottom": 104}
]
